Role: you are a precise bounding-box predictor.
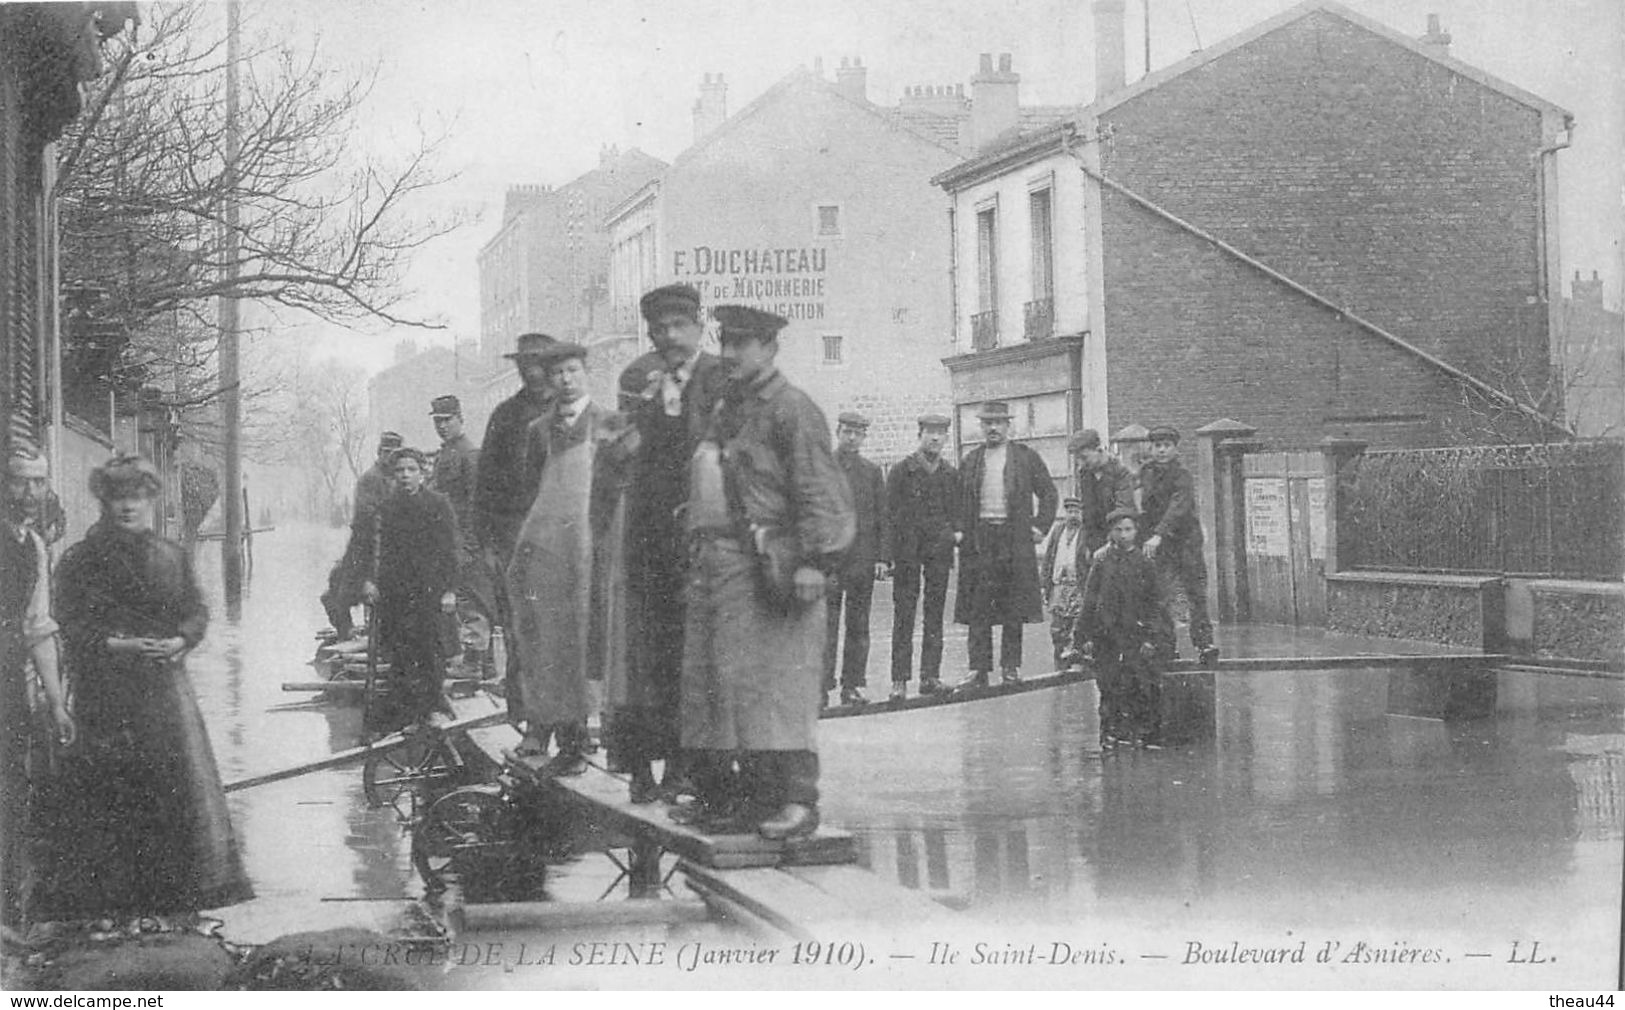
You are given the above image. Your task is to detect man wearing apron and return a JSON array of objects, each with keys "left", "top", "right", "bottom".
[{"left": 674, "top": 305, "right": 855, "bottom": 840}]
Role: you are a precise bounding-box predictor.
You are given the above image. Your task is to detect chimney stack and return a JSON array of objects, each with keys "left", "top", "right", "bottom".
[
  {"left": 970, "top": 52, "right": 1020, "bottom": 150},
  {"left": 692, "top": 72, "right": 728, "bottom": 143},
  {"left": 1093, "top": 0, "right": 1126, "bottom": 100},
  {"left": 834, "top": 55, "right": 869, "bottom": 103},
  {"left": 1419, "top": 13, "right": 1452, "bottom": 57}
]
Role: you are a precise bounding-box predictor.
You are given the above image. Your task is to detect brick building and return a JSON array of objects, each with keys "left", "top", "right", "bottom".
[
  {"left": 936, "top": 0, "right": 1572, "bottom": 469},
  {"left": 476, "top": 146, "right": 666, "bottom": 368}
]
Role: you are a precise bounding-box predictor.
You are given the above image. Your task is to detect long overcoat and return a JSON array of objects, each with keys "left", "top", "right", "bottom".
[
  {"left": 612, "top": 350, "right": 727, "bottom": 759},
  {"left": 680, "top": 369, "right": 854, "bottom": 752},
  {"left": 953, "top": 440, "right": 1057, "bottom": 625}
]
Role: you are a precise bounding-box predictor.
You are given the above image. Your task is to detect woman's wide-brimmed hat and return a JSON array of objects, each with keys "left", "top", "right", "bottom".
[{"left": 89, "top": 451, "right": 162, "bottom": 501}]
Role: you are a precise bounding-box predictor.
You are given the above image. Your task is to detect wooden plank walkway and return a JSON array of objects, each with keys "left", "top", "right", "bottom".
[
  {"left": 463, "top": 724, "right": 855, "bottom": 869},
  {"left": 819, "top": 652, "right": 1504, "bottom": 719},
  {"left": 454, "top": 720, "right": 958, "bottom": 941}
]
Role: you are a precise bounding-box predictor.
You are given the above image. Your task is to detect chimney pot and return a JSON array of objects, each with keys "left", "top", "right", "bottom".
[
  {"left": 979, "top": 53, "right": 993, "bottom": 73},
  {"left": 998, "top": 53, "right": 1012, "bottom": 72}
]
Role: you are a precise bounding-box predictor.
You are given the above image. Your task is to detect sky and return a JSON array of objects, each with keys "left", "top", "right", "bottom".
[{"left": 248, "top": 0, "right": 1623, "bottom": 374}]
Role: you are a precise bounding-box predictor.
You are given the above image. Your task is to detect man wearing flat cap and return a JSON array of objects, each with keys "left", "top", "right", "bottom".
[
  {"left": 953, "top": 400, "right": 1057, "bottom": 689},
  {"left": 1, "top": 447, "right": 74, "bottom": 926},
  {"left": 320, "top": 431, "right": 405, "bottom": 640},
  {"left": 1074, "top": 506, "right": 1166, "bottom": 748},
  {"left": 884, "top": 413, "right": 958, "bottom": 699},
  {"left": 609, "top": 284, "right": 728, "bottom": 802},
  {"left": 1139, "top": 424, "right": 1217, "bottom": 665},
  {"left": 823, "top": 411, "right": 887, "bottom": 708},
  {"left": 675, "top": 304, "right": 853, "bottom": 841},
  {"left": 1070, "top": 427, "right": 1136, "bottom": 565}
]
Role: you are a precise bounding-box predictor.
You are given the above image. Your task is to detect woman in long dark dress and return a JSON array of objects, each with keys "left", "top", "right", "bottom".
[{"left": 39, "top": 454, "right": 251, "bottom": 919}]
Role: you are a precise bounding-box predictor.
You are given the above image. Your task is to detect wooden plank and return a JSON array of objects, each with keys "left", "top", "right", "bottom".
[
  {"left": 452, "top": 898, "right": 710, "bottom": 934},
  {"left": 222, "top": 692, "right": 506, "bottom": 793},
  {"left": 497, "top": 759, "right": 854, "bottom": 869},
  {"left": 679, "top": 865, "right": 858, "bottom": 940},
  {"left": 780, "top": 865, "right": 956, "bottom": 925}
]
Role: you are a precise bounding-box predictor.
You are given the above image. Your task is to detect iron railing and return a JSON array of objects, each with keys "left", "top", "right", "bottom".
[{"left": 1341, "top": 441, "right": 1624, "bottom": 581}]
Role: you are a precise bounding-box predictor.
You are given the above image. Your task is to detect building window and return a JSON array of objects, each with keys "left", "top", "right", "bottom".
[
  {"left": 815, "top": 204, "right": 842, "bottom": 237},
  {"left": 974, "top": 203, "right": 999, "bottom": 349},
  {"left": 822, "top": 334, "right": 844, "bottom": 365},
  {"left": 1025, "top": 187, "right": 1055, "bottom": 341}
]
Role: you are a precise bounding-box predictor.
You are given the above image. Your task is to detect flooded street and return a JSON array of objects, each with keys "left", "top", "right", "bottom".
[{"left": 178, "top": 523, "right": 1623, "bottom": 987}]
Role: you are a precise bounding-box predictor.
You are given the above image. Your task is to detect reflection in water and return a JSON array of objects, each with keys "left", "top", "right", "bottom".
[{"left": 822, "top": 663, "right": 1622, "bottom": 944}]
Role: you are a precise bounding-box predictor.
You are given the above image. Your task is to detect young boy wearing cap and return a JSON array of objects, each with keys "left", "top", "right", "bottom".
[
  {"left": 1139, "top": 425, "right": 1219, "bottom": 666},
  {"left": 1041, "top": 497, "right": 1087, "bottom": 671},
  {"left": 354, "top": 447, "right": 459, "bottom": 732},
  {"left": 1074, "top": 508, "right": 1165, "bottom": 749},
  {"left": 823, "top": 411, "right": 887, "bottom": 708}
]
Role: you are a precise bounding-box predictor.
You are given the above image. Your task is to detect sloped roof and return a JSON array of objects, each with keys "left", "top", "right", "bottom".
[
  {"left": 669, "top": 68, "right": 964, "bottom": 174},
  {"left": 1084, "top": 0, "right": 1570, "bottom": 122}
]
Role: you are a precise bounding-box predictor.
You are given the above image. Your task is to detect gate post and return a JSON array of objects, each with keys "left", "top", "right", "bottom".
[
  {"left": 1319, "top": 436, "right": 1367, "bottom": 575},
  {"left": 1195, "top": 419, "right": 1259, "bottom": 624}
]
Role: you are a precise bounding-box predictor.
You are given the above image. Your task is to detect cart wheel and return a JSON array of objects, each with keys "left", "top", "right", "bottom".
[
  {"left": 361, "top": 733, "right": 463, "bottom": 818},
  {"left": 411, "top": 785, "right": 519, "bottom": 893}
]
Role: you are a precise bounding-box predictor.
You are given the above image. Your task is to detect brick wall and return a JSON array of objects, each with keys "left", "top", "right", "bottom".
[{"left": 1098, "top": 10, "right": 1552, "bottom": 448}]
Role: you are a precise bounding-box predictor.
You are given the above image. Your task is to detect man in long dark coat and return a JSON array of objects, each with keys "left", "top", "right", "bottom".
[
  {"left": 474, "top": 333, "right": 557, "bottom": 708},
  {"left": 614, "top": 284, "right": 727, "bottom": 802},
  {"left": 822, "top": 411, "right": 887, "bottom": 707},
  {"left": 356, "top": 448, "right": 458, "bottom": 732},
  {"left": 885, "top": 414, "right": 957, "bottom": 699},
  {"left": 953, "top": 400, "right": 1057, "bottom": 688}
]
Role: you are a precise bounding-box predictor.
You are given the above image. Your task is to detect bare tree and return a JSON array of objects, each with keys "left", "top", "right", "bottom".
[
  {"left": 55, "top": 1, "right": 460, "bottom": 415},
  {"left": 264, "top": 354, "right": 372, "bottom": 525}
]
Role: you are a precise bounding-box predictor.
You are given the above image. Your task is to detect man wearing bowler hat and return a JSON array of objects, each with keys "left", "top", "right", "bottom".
[
  {"left": 613, "top": 284, "right": 728, "bottom": 802},
  {"left": 675, "top": 304, "right": 853, "bottom": 840},
  {"left": 474, "top": 333, "right": 559, "bottom": 710},
  {"left": 885, "top": 413, "right": 958, "bottom": 699},
  {"left": 431, "top": 394, "right": 492, "bottom": 670},
  {"left": 953, "top": 400, "right": 1057, "bottom": 689},
  {"left": 822, "top": 410, "right": 886, "bottom": 708}
]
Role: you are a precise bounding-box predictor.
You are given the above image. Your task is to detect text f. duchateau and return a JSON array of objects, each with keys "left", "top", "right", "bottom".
[{"left": 673, "top": 245, "right": 829, "bottom": 321}]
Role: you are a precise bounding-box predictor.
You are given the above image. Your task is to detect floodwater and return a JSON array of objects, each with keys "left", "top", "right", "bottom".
[{"left": 180, "top": 523, "right": 1623, "bottom": 988}]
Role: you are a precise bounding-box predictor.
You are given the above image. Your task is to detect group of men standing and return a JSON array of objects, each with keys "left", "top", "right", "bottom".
[{"left": 328, "top": 280, "right": 1224, "bottom": 837}]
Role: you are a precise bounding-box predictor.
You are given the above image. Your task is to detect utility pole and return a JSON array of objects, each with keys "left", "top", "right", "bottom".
[{"left": 221, "top": 0, "right": 244, "bottom": 606}]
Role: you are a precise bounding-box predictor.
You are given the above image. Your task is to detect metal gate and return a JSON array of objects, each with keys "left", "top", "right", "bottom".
[{"left": 1241, "top": 451, "right": 1327, "bottom": 625}]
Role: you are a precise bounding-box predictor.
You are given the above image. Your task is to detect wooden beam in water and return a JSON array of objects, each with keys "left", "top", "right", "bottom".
[{"left": 222, "top": 693, "right": 507, "bottom": 793}]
